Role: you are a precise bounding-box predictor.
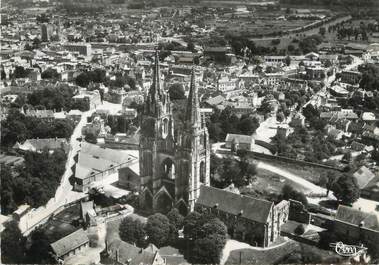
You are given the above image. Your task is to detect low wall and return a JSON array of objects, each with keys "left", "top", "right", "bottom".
[{"left": 249, "top": 151, "right": 342, "bottom": 172}]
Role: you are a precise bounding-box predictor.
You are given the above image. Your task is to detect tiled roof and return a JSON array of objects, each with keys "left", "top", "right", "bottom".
[
  {"left": 225, "top": 133, "right": 253, "bottom": 144},
  {"left": 50, "top": 229, "right": 89, "bottom": 257},
  {"left": 196, "top": 186, "right": 273, "bottom": 224},
  {"left": 353, "top": 166, "right": 376, "bottom": 189},
  {"left": 107, "top": 239, "right": 159, "bottom": 265},
  {"left": 15, "top": 138, "right": 69, "bottom": 152},
  {"left": 336, "top": 205, "right": 379, "bottom": 231}
]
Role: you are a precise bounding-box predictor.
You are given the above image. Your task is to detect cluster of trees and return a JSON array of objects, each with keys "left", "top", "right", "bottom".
[
  {"left": 228, "top": 36, "right": 282, "bottom": 57},
  {"left": 207, "top": 107, "right": 260, "bottom": 142},
  {"left": 272, "top": 125, "right": 342, "bottom": 163},
  {"left": 26, "top": 85, "right": 89, "bottom": 111},
  {"left": 11, "top": 66, "right": 30, "bottom": 79},
  {"left": 298, "top": 35, "right": 323, "bottom": 54},
  {"left": 106, "top": 115, "right": 130, "bottom": 134},
  {"left": 168, "top": 83, "right": 186, "bottom": 100},
  {"left": 210, "top": 154, "right": 257, "bottom": 188},
  {"left": 183, "top": 211, "right": 227, "bottom": 264},
  {"left": 279, "top": 0, "right": 378, "bottom": 7},
  {"left": 41, "top": 68, "right": 60, "bottom": 79},
  {"left": 281, "top": 184, "right": 308, "bottom": 206},
  {"left": 1, "top": 221, "right": 55, "bottom": 264},
  {"left": 1, "top": 149, "right": 67, "bottom": 214},
  {"left": 1, "top": 109, "right": 75, "bottom": 148},
  {"left": 106, "top": 74, "right": 137, "bottom": 90},
  {"left": 119, "top": 209, "right": 184, "bottom": 248},
  {"left": 75, "top": 69, "right": 107, "bottom": 87},
  {"left": 118, "top": 209, "right": 228, "bottom": 264},
  {"left": 359, "top": 64, "right": 379, "bottom": 92},
  {"left": 302, "top": 104, "right": 328, "bottom": 131}
]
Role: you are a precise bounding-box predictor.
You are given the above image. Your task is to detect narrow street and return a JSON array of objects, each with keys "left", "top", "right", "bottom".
[{"left": 19, "top": 110, "right": 94, "bottom": 235}]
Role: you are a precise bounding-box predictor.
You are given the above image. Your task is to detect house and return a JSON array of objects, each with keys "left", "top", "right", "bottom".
[
  {"left": 291, "top": 112, "right": 305, "bottom": 128},
  {"left": 0, "top": 154, "right": 25, "bottom": 167},
  {"left": 333, "top": 205, "right": 379, "bottom": 255},
  {"left": 195, "top": 186, "right": 289, "bottom": 248},
  {"left": 362, "top": 112, "right": 376, "bottom": 123},
  {"left": 72, "top": 90, "right": 101, "bottom": 109},
  {"left": 25, "top": 109, "right": 54, "bottom": 121},
  {"left": 353, "top": 166, "right": 376, "bottom": 189},
  {"left": 50, "top": 229, "right": 89, "bottom": 261},
  {"left": 73, "top": 143, "right": 138, "bottom": 192},
  {"left": 225, "top": 133, "right": 255, "bottom": 151},
  {"left": 80, "top": 200, "right": 97, "bottom": 227},
  {"left": 13, "top": 138, "right": 70, "bottom": 153},
  {"left": 361, "top": 176, "right": 379, "bottom": 202},
  {"left": 118, "top": 163, "right": 140, "bottom": 191},
  {"left": 104, "top": 239, "right": 166, "bottom": 265},
  {"left": 340, "top": 70, "right": 362, "bottom": 85}
]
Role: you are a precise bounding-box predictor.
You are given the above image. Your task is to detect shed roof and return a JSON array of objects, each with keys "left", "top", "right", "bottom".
[{"left": 50, "top": 228, "right": 89, "bottom": 257}]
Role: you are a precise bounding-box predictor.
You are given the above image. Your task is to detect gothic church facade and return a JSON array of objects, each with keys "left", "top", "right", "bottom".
[{"left": 139, "top": 51, "right": 210, "bottom": 215}]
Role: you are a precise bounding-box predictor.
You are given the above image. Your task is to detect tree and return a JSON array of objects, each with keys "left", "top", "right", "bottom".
[
  {"left": 167, "top": 208, "right": 184, "bottom": 230},
  {"left": 183, "top": 211, "right": 202, "bottom": 240},
  {"left": 85, "top": 132, "right": 98, "bottom": 144},
  {"left": 285, "top": 55, "right": 291, "bottom": 66},
  {"left": 27, "top": 228, "right": 54, "bottom": 264},
  {"left": 294, "top": 224, "right": 305, "bottom": 235},
  {"left": 331, "top": 174, "right": 360, "bottom": 205},
  {"left": 1, "top": 220, "right": 26, "bottom": 264},
  {"left": 168, "top": 83, "right": 186, "bottom": 100},
  {"left": 186, "top": 217, "right": 227, "bottom": 264},
  {"left": 281, "top": 184, "right": 308, "bottom": 206},
  {"left": 319, "top": 27, "right": 326, "bottom": 36},
  {"left": 41, "top": 68, "right": 59, "bottom": 79},
  {"left": 145, "top": 213, "right": 171, "bottom": 247},
  {"left": 187, "top": 41, "right": 195, "bottom": 52},
  {"left": 12, "top": 66, "right": 28, "bottom": 78},
  {"left": 119, "top": 216, "right": 146, "bottom": 247}
]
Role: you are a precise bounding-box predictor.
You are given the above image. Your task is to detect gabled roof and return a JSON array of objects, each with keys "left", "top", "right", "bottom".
[
  {"left": 336, "top": 205, "right": 379, "bottom": 231},
  {"left": 353, "top": 166, "right": 376, "bottom": 189},
  {"left": 107, "top": 239, "right": 160, "bottom": 265},
  {"left": 14, "top": 138, "right": 69, "bottom": 152},
  {"left": 225, "top": 133, "right": 253, "bottom": 144},
  {"left": 196, "top": 186, "right": 273, "bottom": 224},
  {"left": 50, "top": 229, "right": 89, "bottom": 257}
]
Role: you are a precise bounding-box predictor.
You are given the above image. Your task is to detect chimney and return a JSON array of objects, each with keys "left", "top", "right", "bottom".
[{"left": 116, "top": 249, "right": 119, "bottom": 263}]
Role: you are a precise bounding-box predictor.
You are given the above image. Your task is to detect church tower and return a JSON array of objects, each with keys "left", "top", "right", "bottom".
[
  {"left": 175, "top": 67, "right": 210, "bottom": 214},
  {"left": 139, "top": 54, "right": 210, "bottom": 215},
  {"left": 139, "top": 50, "right": 176, "bottom": 213}
]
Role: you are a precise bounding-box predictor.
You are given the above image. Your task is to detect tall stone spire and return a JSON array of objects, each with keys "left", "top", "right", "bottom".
[
  {"left": 186, "top": 67, "right": 201, "bottom": 129},
  {"left": 150, "top": 49, "right": 162, "bottom": 101}
]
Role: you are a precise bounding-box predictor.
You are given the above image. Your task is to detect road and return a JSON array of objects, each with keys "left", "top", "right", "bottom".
[
  {"left": 256, "top": 161, "right": 327, "bottom": 195},
  {"left": 19, "top": 109, "right": 94, "bottom": 235}
]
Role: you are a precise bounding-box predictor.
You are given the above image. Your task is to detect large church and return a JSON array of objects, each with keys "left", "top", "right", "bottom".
[{"left": 139, "top": 51, "right": 210, "bottom": 215}]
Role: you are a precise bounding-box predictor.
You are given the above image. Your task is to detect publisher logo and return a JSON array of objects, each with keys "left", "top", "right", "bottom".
[{"left": 330, "top": 242, "right": 367, "bottom": 257}]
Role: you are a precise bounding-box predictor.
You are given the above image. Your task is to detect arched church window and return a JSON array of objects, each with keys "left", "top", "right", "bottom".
[
  {"left": 162, "top": 157, "right": 175, "bottom": 179},
  {"left": 200, "top": 161, "right": 206, "bottom": 183},
  {"left": 162, "top": 118, "right": 169, "bottom": 136}
]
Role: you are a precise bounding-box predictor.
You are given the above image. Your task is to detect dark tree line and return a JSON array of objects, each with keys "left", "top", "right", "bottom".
[
  {"left": 1, "top": 149, "right": 67, "bottom": 215},
  {"left": 1, "top": 109, "right": 75, "bottom": 148},
  {"left": 27, "top": 85, "right": 89, "bottom": 111},
  {"left": 210, "top": 154, "right": 257, "bottom": 188},
  {"left": 207, "top": 106, "right": 260, "bottom": 142}
]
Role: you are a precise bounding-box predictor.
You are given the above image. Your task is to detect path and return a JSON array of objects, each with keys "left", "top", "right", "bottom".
[
  {"left": 220, "top": 239, "right": 290, "bottom": 265},
  {"left": 256, "top": 162, "right": 327, "bottom": 195},
  {"left": 19, "top": 109, "right": 94, "bottom": 235}
]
